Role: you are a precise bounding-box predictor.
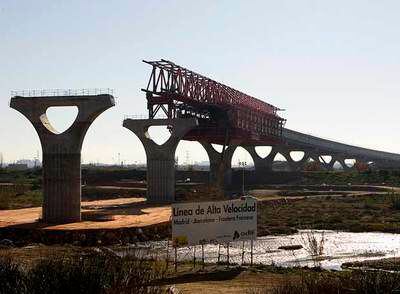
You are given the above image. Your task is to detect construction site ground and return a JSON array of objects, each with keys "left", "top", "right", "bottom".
[{"left": 0, "top": 184, "right": 394, "bottom": 232}]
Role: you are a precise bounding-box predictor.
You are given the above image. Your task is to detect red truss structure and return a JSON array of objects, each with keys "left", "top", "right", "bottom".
[{"left": 142, "top": 59, "right": 286, "bottom": 145}]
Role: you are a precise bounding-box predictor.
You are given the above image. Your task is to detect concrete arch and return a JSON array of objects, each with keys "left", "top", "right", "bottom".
[
  {"left": 123, "top": 118, "right": 198, "bottom": 203},
  {"left": 244, "top": 145, "right": 277, "bottom": 174}
]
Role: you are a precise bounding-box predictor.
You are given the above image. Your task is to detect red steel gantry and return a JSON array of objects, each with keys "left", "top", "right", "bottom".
[{"left": 142, "top": 59, "right": 285, "bottom": 145}]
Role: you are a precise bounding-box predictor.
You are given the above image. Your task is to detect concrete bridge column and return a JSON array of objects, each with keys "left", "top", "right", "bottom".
[
  {"left": 317, "top": 155, "right": 336, "bottom": 171},
  {"left": 123, "top": 118, "right": 198, "bottom": 203},
  {"left": 325, "top": 157, "right": 336, "bottom": 170},
  {"left": 273, "top": 146, "right": 309, "bottom": 172},
  {"left": 10, "top": 94, "right": 115, "bottom": 223},
  {"left": 275, "top": 147, "right": 296, "bottom": 171},
  {"left": 244, "top": 146, "right": 277, "bottom": 174},
  {"left": 200, "top": 142, "right": 236, "bottom": 187}
]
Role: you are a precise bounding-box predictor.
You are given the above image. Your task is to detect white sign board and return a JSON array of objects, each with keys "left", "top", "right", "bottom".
[{"left": 172, "top": 197, "right": 257, "bottom": 247}]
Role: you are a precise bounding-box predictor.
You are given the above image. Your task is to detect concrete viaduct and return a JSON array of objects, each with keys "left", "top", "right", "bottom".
[
  {"left": 122, "top": 122, "right": 400, "bottom": 199},
  {"left": 123, "top": 59, "right": 400, "bottom": 203},
  {"left": 243, "top": 128, "right": 400, "bottom": 174},
  {"left": 9, "top": 61, "right": 400, "bottom": 224}
]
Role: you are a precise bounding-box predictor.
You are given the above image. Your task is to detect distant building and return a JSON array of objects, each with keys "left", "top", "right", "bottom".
[
  {"left": 15, "top": 159, "right": 41, "bottom": 168},
  {"left": 7, "top": 163, "right": 29, "bottom": 170}
]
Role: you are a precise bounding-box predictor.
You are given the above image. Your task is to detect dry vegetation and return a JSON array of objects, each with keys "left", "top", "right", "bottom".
[
  {"left": 258, "top": 193, "right": 400, "bottom": 235},
  {"left": 2, "top": 169, "right": 400, "bottom": 293},
  {"left": 0, "top": 247, "right": 165, "bottom": 294}
]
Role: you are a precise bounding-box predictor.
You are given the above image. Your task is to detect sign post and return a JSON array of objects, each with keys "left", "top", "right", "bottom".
[
  {"left": 174, "top": 247, "right": 178, "bottom": 272},
  {"left": 241, "top": 241, "right": 245, "bottom": 265},
  {"left": 201, "top": 244, "right": 205, "bottom": 269},
  {"left": 227, "top": 242, "right": 230, "bottom": 266},
  {"left": 239, "top": 161, "right": 247, "bottom": 195},
  {"left": 251, "top": 239, "right": 254, "bottom": 266}
]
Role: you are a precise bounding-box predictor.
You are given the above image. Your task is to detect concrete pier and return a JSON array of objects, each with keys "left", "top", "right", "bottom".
[
  {"left": 200, "top": 142, "right": 236, "bottom": 187},
  {"left": 245, "top": 146, "right": 277, "bottom": 174},
  {"left": 10, "top": 94, "right": 115, "bottom": 223},
  {"left": 123, "top": 118, "right": 198, "bottom": 203}
]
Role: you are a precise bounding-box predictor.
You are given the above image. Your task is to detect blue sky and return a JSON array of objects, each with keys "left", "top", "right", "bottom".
[{"left": 1, "top": 0, "right": 400, "bottom": 165}]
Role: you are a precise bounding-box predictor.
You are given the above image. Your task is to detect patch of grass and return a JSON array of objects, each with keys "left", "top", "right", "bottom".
[
  {"left": 300, "top": 170, "right": 400, "bottom": 186},
  {"left": 0, "top": 173, "right": 43, "bottom": 209},
  {"left": 0, "top": 190, "right": 42, "bottom": 210},
  {"left": 389, "top": 192, "right": 400, "bottom": 210},
  {"left": 0, "top": 191, "right": 12, "bottom": 209},
  {"left": 0, "top": 168, "right": 42, "bottom": 185},
  {"left": 258, "top": 194, "right": 400, "bottom": 235}
]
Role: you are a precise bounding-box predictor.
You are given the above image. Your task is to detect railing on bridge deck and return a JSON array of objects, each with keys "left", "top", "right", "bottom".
[{"left": 11, "top": 88, "right": 115, "bottom": 98}]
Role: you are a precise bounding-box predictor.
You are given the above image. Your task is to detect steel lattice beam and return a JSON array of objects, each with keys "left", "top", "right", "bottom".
[{"left": 142, "top": 59, "right": 286, "bottom": 145}]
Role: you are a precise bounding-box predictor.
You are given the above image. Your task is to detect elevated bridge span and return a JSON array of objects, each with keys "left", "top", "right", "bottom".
[
  {"left": 268, "top": 129, "right": 400, "bottom": 170},
  {"left": 125, "top": 58, "right": 400, "bottom": 202},
  {"left": 244, "top": 129, "right": 400, "bottom": 172},
  {"left": 283, "top": 129, "right": 400, "bottom": 163}
]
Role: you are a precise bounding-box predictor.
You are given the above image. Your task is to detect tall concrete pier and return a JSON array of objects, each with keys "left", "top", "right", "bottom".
[
  {"left": 10, "top": 92, "right": 115, "bottom": 223},
  {"left": 123, "top": 118, "right": 197, "bottom": 203},
  {"left": 200, "top": 142, "right": 236, "bottom": 187}
]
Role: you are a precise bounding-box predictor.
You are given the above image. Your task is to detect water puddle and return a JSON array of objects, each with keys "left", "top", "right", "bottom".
[{"left": 118, "top": 230, "right": 400, "bottom": 270}]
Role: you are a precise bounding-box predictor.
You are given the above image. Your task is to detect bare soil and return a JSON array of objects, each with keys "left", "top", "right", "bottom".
[{"left": 0, "top": 197, "right": 170, "bottom": 230}]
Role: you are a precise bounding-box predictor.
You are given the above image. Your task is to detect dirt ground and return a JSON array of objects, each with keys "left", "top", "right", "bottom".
[
  {"left": 0, "top": 197, "right": 171, "bottom": 230},
  {"left": 0, "top": 185, "right": 392, "bottom": 231},
  {"left": 171, "top": 269, "right": 285, "bottom": 293}
]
